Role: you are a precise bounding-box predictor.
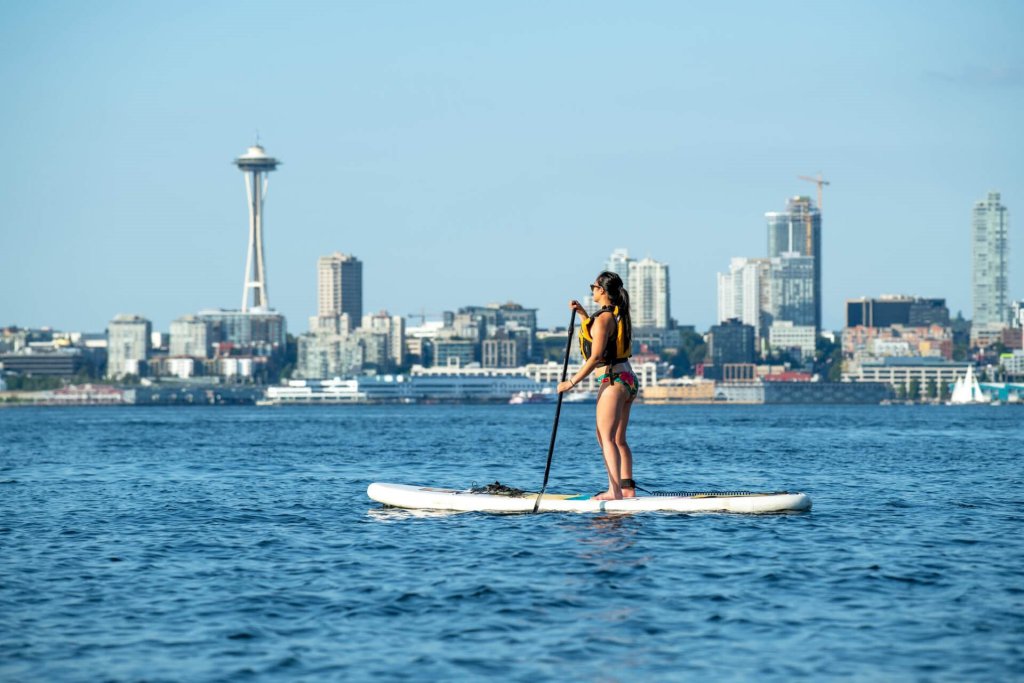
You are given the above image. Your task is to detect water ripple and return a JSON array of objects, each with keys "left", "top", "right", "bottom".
[{"left": 1, "top": 405, "right": 1022, "bottom": 681}]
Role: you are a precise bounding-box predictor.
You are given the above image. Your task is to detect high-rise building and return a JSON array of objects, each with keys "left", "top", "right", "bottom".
[
  {"left": 768, "top": 254, "right": 815, "bottom": 328},
  {"left": 606, "top": 248, "right": 632, "bottom": 277},
  {"left": 767, "top": 196, "right": 821, "bottom": 332},
  {"left": 106, "top": 314, "right": 152, "bottom": 378},
  {"left": 971, "top": 191, "right": 1010, "bottom": 327},
  {"left": 169, "top": 315, "right": 212, "bottom": 358},
  {"left": 717, "top": 257, "right": 771, "bottom": 344},
  {"left": 598, "top": 249, "right": 671, "bottom": 330},
  {"left": 629, "top": 257, "right": 671, "bottom": 328},
  {"left": 318, "top": 252, "right": 363, "bottom": 331},
  {"left": 362, "top": 311, "right": 406, "bottom": 368},
  {"left": 234, "top": 144, "right": 280, "bottom": 312},
  {"left": 589, "top": 248, "right": 634, "bottom": 307}
]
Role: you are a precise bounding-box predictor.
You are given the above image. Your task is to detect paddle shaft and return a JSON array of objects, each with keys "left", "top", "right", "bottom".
[{"left": 533, "top": 308, "right": 577, "bottom": 513}]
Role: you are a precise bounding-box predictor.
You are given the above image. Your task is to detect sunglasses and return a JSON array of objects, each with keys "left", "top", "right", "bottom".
[{"left": 590, "top": 284, "right": 603, "bottom": 292}]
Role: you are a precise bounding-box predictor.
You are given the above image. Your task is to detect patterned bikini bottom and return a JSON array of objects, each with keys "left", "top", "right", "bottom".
[{"left": 597, "top": 368, "right": 639, "bottom": 400}]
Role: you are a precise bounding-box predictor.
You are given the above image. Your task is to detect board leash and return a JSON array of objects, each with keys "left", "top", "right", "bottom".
[{"left": 634, "top": 484, "right": 788, "bottom": 498}]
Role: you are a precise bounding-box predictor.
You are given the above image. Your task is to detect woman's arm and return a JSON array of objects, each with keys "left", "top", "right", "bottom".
[{"left": 557, "top": 313, "right": 611, "bottom": 393}]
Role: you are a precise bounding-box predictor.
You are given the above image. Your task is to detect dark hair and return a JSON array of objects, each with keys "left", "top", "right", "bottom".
[{"left": 596, "top": 271, "right": 632, "bottom": 351}]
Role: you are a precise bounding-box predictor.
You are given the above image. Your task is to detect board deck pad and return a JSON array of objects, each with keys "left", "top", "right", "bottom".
[{"left": 367, "top": 482, "right": 812, "bottom": 514}]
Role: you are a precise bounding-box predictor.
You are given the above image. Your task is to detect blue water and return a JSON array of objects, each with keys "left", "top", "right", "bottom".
[{"left": 1, "top": 404, "right": 1022, "bottom": 681}]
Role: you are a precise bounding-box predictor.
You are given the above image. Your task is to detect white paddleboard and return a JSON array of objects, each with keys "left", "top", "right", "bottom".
[{"left": 367, "top": 482, "right": 812, "bottom": 514}]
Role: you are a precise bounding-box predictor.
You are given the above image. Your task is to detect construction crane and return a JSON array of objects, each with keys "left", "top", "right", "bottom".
[{"left": 798, "top": 173, "right": 830, "bottom": 210}]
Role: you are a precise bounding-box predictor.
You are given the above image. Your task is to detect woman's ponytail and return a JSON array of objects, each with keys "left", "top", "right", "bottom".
[{"left": 595, "top": 271, "right": 633, "bottom": 353}]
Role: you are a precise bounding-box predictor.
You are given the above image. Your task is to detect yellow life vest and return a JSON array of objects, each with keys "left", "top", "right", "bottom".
[{"left": 579, "top": 306, "right": 631, "bottom": 364}]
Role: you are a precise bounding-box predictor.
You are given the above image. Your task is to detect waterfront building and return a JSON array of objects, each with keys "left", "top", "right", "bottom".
[
  {"left": 850, "top": 357, "right": 972, "bottom": 398},
  {"left": 767, "top": 196, "right": 821, "bottom": 332},
  {"left": 169, "top": 315, "right": 212, "bottom": 359},
  {"left": 318, "top": 252, "right": 363, "bottom": 332},
  {"left": 717, "top": 257, "right": 771, "bottom": 345},
  {"left": 763, "top": 381, "right": 890, "bottom": 404},
  {"left": 234, "top": 144, "right": 280, "bottom": 312},
  {"left": 767, "top": 321, "right": 816, "bottom": 360},
  {"left": 641, "top": 378, "right": 716, "bottom": 404},
  {"left": 415, "top": 361, "right": 658, "bottom": 394},
  {"left": 0, "top": 347, "right": 87, "bottom": 377},
  {"left": 7, "top": 384, "right": 133, "bottom": 405},
  {"left": 265, "top": 373, "right": 544, "bottom": 404},
  {"left": 106, "top": 314, "right": 152, "bottom": 379},
  {"left": 971, "top": 191, "right": 1010, "bottom": 329}
]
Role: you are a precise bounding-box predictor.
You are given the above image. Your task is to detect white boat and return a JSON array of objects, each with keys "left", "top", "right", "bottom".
[
  {"left": 509, "top": 390, "right": 556, "bottom": 405},
  {"left": 948, "top": 365, "right": 988, "bottom": 404}
]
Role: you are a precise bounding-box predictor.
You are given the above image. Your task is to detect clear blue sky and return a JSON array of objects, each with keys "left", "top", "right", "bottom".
[{"left": 1, "top": 1, "right": 1021, "bottom": 332}]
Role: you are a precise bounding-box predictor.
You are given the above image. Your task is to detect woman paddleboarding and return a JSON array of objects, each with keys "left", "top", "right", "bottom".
[{"left": 557, "top": 271, "right": 638, "bottom": 500}]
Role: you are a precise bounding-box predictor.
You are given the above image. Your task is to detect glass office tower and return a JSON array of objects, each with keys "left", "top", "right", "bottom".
[
  {"left": 766, "top": 196, "right": 821, "bottom": 333},
  {"left": 972, "top": 191, "right": 1010, "bottom": 327}
]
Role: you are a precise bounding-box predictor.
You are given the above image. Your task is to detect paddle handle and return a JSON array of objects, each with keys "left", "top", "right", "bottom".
[{"left": 533, "top": 308, "right": 577, "bottom": 513}]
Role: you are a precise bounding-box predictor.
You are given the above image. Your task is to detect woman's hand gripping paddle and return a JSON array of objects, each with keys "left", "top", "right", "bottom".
[{"left": 533, "top": 309, "right": 577, "bottom": 513}]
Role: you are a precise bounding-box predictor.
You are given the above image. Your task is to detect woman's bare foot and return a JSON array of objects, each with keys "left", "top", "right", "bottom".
[
  {"left": 593, "top": 489, "right": 622, "bottom": 501},
  {"left": 621, "top": 487, "right": 636, "bottom": 499}
]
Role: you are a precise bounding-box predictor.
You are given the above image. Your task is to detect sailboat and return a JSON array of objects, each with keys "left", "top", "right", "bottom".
[{"left": 948, "top": 365, "right": 988, "bottom": 405}]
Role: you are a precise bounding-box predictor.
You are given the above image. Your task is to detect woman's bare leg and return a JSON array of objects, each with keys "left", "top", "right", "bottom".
[
  {"left": 593, "top": 385, "right": 626, "bottom": 500},
  {"left": 616, "top": 398, "right": 634, "bottom": 497}
]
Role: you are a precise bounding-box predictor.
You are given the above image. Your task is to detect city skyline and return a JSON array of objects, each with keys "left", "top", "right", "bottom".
[{"left": 1, "top": 2, "right": 1022, "bottom": 332}]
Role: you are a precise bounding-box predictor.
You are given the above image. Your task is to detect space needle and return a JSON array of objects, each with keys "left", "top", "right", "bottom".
[{"left": 234, "top": 143, "right": 280, "bottom": 312}]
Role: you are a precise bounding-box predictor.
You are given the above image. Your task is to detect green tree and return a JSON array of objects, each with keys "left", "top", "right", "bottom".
[
  {"left": 814, "top": 335, "right": 843, "bottom": 381},
  {"left": 908, "top": 379, "right": 921, "bottom": 402},
  {"left": 939, "top": 378, "right": 951, "bottom": 401},
  {"left": 828, "top": 358, "right": 844, "bottom": 382}
]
